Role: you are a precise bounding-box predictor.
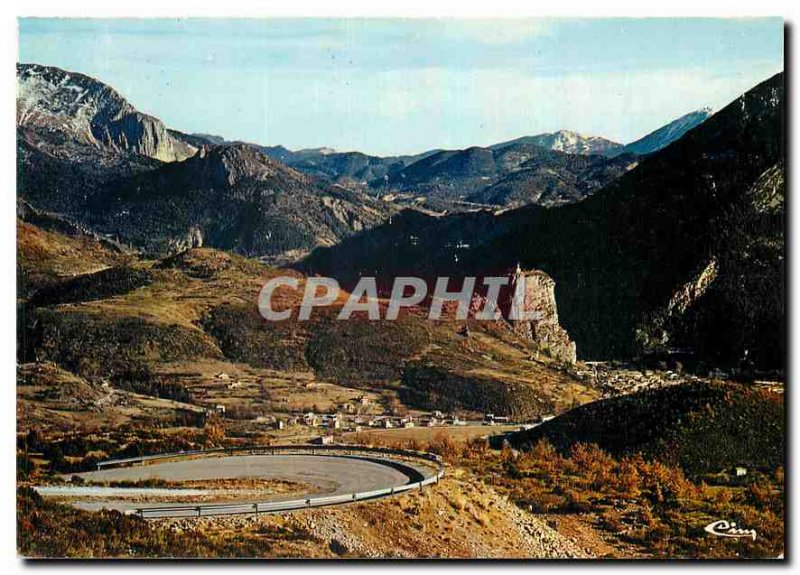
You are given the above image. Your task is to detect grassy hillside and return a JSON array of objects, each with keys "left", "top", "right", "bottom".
[
  {"left": 17, "top": 219, "right": 132, "bottom": 299},
  {"left": 20, "top": 224, "right": 595, "bottom": 418},
  {"left": 201, "top": 296, "right": 593, "bottom": 418},
  {"left": 509, "top": 381, "right": 784, "bottom": 476}
]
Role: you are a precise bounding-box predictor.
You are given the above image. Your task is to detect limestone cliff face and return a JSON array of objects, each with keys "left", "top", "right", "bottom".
[
  {"left": 17, "top": 63, "right": 195, "bottom": 162},
  {"left": 636, "top": 163, "right": 785, "bottom": 367},
  {"left": 506, "top": 267, "right": 577, "bottom": 364},
  {"left": 98, "top": 111, "right": 197, "bottom": 162}
]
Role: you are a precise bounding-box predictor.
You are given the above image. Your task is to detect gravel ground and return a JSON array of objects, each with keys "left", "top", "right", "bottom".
[{"left": 152, "top": 478, "right": 592, "bottom": 559}]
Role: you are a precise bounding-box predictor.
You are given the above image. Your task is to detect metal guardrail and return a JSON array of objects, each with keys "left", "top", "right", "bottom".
[
  {"left": 97, "top": 444, "right": 443, "bottom": 469},
  {"left": 95, "top": 448, "right": 224, "bottom": 469},
  {"left": 92, "top": 444, "right": 444, "bottom": 519}
]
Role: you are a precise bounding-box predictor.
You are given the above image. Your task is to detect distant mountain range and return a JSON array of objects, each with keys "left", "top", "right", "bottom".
[
  {"left": 184, "top": 133, "right": 638, "bottom": 209},
  {"left": 303, "top": 72, "right": 784, "bottom": 369},
  {"left": 620, "top": 107, "right": 713, "bottom": 156},
  {"left": 374, "top": 144, "right": 638, "bottom": 208},
  {"left": 489, "top": 130, "right": 623, "bottom": 156},
  {"left": 16, "top": 61, "right": 723, "bottom": 267},
  {"left": 173, "top": 133, "right": 441, "bottom": 191},
  {"left": 179, "top": 115, "right": 710, "bottom": 210}
]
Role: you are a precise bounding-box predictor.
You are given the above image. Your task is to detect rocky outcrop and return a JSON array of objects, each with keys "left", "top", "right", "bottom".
[
  {"left": 636, "top": 162, "right": 785, "bottom": 367},
  {"left": 17, "top": 63, "right": 195, "bottom": 162},
  {"left": 636, "top": 258, "right": 718, "bottom": 352},
  {"left": 98, "top": 111, "right": 196, "bottom": 162},
  {"left": 505, "top": 266, "right": 577, "bottom": 364},
  {"left": 183, "top": 144, "right": 288, "bottom": 187},
  {"left": 490, "top": 130, "right": 623, "bottom": 156},
  {"left": 165, "top": 227, "right": 204, "bottom": 253},
  {"left": 81, "top": 143, "right": 390, "bottom": 260}
]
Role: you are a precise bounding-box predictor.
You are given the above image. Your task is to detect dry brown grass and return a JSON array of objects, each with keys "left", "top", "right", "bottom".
[
  {"left": 344, "top": 424, "right": 518, "bottom": 446},
  {"left": 17, "top": 219, "right": 133, "bottom": 296}
]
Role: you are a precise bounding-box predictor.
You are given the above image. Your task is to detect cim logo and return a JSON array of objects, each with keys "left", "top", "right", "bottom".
[{"left": 703, "top": 519, "right": 757, "bottom": 541}]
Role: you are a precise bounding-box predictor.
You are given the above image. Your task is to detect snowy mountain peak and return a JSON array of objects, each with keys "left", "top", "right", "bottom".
[
  {"left": 490, "top": 131, "right": 623, "bottom": 156},
  {"left": 17, "top": 63, "right": 196, "bottom": 163}
]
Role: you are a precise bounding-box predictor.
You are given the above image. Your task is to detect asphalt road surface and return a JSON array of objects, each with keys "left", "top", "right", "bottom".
[{"left": 45, "top": 454, "right": 433, "bottom": 516}]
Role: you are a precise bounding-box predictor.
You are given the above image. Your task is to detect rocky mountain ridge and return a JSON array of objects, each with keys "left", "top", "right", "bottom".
[
  {"left": 303, "top": 72, "right": 784, "bottom": 368},
  {"left": 180, "top": 119, "right": 706, "bottom": 210},
  {"left": 620, "top": 107, "right": 712, "bottom": 156},
  {"left": 16, "top": 64, "right": 391, "bottom": 262},
  {"left": 507, "top": 268, "right": 577, "bottom": 364},
  {"left": 490, "top": 129, "right": 623, "bottom": 156},
  {"left": 17, "top": 63, "right": 196, "bottom": 163},
  {"left": 80, "top": 143, "right": 392, "bottom": 260},
  {"left": 379, "top": 144, "right": 638, "bottom": 208}
]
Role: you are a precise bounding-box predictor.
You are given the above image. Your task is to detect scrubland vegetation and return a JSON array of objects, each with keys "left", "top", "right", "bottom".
[{"left": 367, "top": 432, "right": 784, "bottom": 559}]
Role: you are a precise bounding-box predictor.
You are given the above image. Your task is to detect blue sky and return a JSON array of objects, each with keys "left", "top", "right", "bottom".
[{"left": 18, "top": 18, "right": 783, "bottom": 156}]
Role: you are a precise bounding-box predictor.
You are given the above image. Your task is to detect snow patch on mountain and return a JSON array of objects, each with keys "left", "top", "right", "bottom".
[
  {"left": 490, "top": 130, "right": 623, "bottom": 156},
  {"left": 17, "top": 63, "right": 196, "bottom": 163}
]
